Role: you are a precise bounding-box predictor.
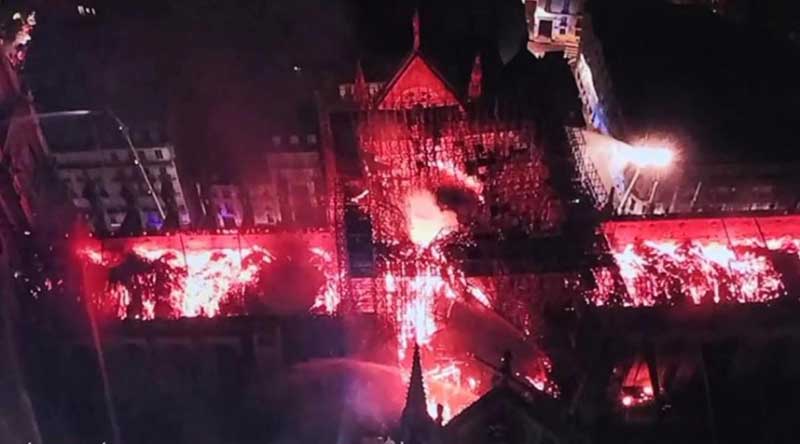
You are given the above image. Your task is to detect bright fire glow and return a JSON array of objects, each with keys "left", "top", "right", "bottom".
[
  {"left": 377, "top": 189, "right": 555, "bottom": 421},
  {"left": 385, "top": 255, "right": 472, "bottom": 359},
  {"left": 352, "top": 114, "right": 564, "bottom": 421},
  {"left": 135, "top": 246, "right": 271, "bottom": 318},
  {"left": 80, "top": 240, "right": 338, "bottom": 319},
  {"left": 432, "top": 160, "right": 484, "bottom": 197},
  {"left": 592, "top": 238, "right": 795, "bottom": 306},
  {"left": 406, "top": 190, "right": 459, "bottom": 248},
  {"left": 612, "top": 144, "right": 674, "bottom": 169},
  {"left": 69, "top": 106, "right": 573, "bottom": 424},
  {"left": 423, "top": 362, "right": 462, "bottom": 420},
  {"left": 618, "top": 358, "right": 656, "bottom": 408},
  {"left": 309, "top": 246, "right": 341, "bottom": 314}
]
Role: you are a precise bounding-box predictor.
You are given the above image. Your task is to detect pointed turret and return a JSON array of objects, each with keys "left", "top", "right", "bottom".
[
  {"left": 468, "top": 53, "right": 483, "bottom": 101},
  {"left": 412, "top": 9, "right": 421, "bottom": 51},
  {"left": 354, "top": 59, "right": 370, "bottom": 106},
  {"left": 402, "top": 343, "right": 428, "bottom": 422},
  {"left": 434, "top": 404, "right": 444, "bottom": 427},
  {"left": 399, "top": 344, "right": 440, "bottom": 444}
]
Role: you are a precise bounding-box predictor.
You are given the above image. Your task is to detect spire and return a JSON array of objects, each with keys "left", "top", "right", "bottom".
[
  {"left": 401, "top": 344, "right": 437, "bottom": 444},
  {"left": 403, "top": 343, "right": 428, "bottom": 421},
  {"left": 412, "top": 9, "right": 421, "bottom": 51},
  {"left": 468, "top": 53, "right": 483, "bottom": 101},
  {"left": 354, "top": 59, "right": 369, "bottom": 105}
]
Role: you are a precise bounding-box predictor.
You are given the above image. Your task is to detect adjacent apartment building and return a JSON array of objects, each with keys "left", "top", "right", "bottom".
[
  {"left": 42, "top": 112, "right": 191, "bottom": 234},
  {"left": 524, "top": 0, "right": 584, "bottom": 58}
]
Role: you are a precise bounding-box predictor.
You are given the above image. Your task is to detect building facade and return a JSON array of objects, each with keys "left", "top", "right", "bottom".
[
  {"left": 254, "top": 134, "right": 325, "bottom": 227},
  {"left": 206, "top": 183, "right": 245, "bottom": 228},
  {"left": 203, "top": 133, "right": 325, "bottom": 229},
  {"left": 571, "top": 11, "right": 623, "bottom": 138},
  {"left": 44, "top": 114, "right": 191, "bottom": 234},
  {"left": 525, "top": 0, "right": 584, "bottom": 58}
]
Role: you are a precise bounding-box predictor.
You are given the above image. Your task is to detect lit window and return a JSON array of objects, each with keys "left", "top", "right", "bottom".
[
  {"left": 272, "top": 136, "right": 281, "bottom": 146},
  {"left": 77, "top": 5, "right": 85, "bottom": 15},
  {"left": 307, "top": 134, "right": 318, "bottom": 144},
  {"left": 290, "top": 135, "right": 300, "bottom": 145}
]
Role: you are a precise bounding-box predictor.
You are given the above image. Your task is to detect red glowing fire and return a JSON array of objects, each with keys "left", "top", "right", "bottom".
[
  {"left": 618, "top": 359, "right": 656, "bottom": 408},
  {"left": 347, "top": 110, "right": 568, "bottom": 420},
  {"left": 362, "top": 181, "right": 556, "bottom": 419},
  {"left": 405, "top": 190, "right": 459, "bottom": 248},
  {"left": 594, "top": 218, "right": 800, "bottom": 306},
  {"left": 592, "top": 239, "right": 787, "bottom": 306},
  {"left": 381, "top": 190, "right": 491, "bottom": 420},
  {"left": 79, "top": 234, "right": 339, "bottom": 319},
  {"left": 70, "top": 103, "right": 584, "bottom": 423}
]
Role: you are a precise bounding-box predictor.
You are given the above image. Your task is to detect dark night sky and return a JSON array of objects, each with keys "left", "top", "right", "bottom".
[
  {"left": 23, "top": 0, "right": 525, "bottom": 183},
  {"left": 20, "top": 0, "right": 800, "bottom": 176},
  {"left": 589, "top": 0, "right": 800, "bottom": 164}
]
